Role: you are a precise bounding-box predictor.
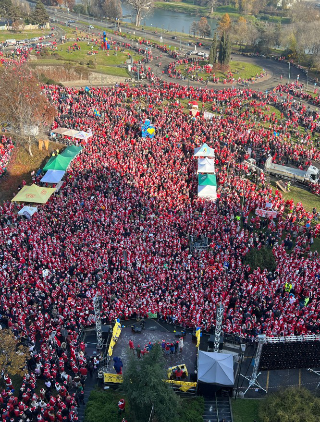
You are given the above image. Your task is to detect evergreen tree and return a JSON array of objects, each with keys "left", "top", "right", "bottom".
[
  {"left": 225, "top": 33, "right": 231, "bottom": 65},
  {"left": 31, "top": 1, "right": 49, "bottom": 26},
  {"left": 209, "top": 32, "right": 218, "bottom": 65},
  {"left": 122, "top": 344, "right": 180, "bottom": 422},
  {"left": 218, "top": 32, "right": 225, "bottom": 65}
]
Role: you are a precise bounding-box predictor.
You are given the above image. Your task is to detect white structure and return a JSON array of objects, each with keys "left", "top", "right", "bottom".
[{"left": 194, "top": 144, "right": 217, "bottom": 201}]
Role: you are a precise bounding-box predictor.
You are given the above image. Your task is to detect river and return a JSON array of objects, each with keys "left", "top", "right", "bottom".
[{"left": 120, "top": 2, "right": 217, "bottom": 35}]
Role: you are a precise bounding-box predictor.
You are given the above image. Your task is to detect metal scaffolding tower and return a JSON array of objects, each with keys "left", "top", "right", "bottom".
[
  {"left": 214, "top": 303, "right": 224, "bottom": 353},
  {"left": 93, "top": 295, "right": 103, "bottom": 350},
  {"left": 241, "top": 334, "right": 267, "bottom": 395}
]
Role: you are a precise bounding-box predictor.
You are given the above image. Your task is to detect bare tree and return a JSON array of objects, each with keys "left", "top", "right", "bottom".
[
  {"left": 127, "top": 0, "right": 153, "bottom": 27},
  {"left": 0, "top": 65, "right": 56, "bottom": 156}
]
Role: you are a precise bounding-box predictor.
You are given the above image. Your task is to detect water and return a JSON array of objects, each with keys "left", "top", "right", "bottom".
[{"left": 120, "top": 2, "right": 217, "bottom": 35}]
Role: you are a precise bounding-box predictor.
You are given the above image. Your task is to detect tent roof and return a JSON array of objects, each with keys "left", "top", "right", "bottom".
[
  {"left": 62, "top": 129, "right": 79, "bottom": 137},
  {"left": 52, "top": 127, "right": 68, "bottom": 135},
  {"left": 198, "top": 351, "right": 234, "bottom": 386},
  {"left": 40, "top": 170, "right": 65, "bottom": 184},
  {"left": 18, "top": 206, "right": 38, "bottom": 218},
  {"left": 12, "top": 185, "right": 56, "bottom": 204},
  {"left": 198, "top": 185, "right": 217, "bottom": 201},
  {"left": 60, "top": 145, "right": 83, "bottom": 158},
  {"left": 197, "top": 158, "right": 215, "bottom": 174},
  {"left": 43, "top": 155, "right": 73, "bottom": 171},
  {"left": 194, "top": 143, "right": 215, "bottom": 158},
  {"left": 198, "top": 174, "right": 217, "bottom": 186}
]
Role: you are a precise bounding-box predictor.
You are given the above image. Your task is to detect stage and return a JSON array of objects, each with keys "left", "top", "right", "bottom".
[{"left": 106, "top": 319, "right": 198, "bottom": 381}]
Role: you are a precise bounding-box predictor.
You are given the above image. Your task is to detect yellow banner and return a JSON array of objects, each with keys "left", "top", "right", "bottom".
[
  {"left": 104, "top": 373, "right": 123, "bottom": 383},
  {"left": 107, "top": 320, "right": 122, "bottom": 357}
]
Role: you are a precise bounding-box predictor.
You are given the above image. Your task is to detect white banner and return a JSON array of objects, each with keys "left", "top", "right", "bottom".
[
  {"left": 203, "top": 111, "right": 214, "bottom": 120},
  {"left": 255, "top": 209, "right": 277, "bottom": 219}
]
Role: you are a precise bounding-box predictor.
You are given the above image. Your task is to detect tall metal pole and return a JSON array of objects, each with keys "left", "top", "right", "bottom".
[
  {"left": 288, "top": 62, "right": 290, "bottom": 84},
  {"left": 93, "top": 295, "right": 103, "bottom": 350},
  {"left": 241, "top": 334, "right": 267, "bottom": 395},
  {"left": 214, "top": 303, "right": 224, "bottom": 353}
]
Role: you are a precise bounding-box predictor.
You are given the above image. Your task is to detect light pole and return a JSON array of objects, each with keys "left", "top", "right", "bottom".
[{"left": 288, "top": 61, "right": 290, "bottom": 84}]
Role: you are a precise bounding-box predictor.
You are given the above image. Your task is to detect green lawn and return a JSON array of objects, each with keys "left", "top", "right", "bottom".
[
  {"left": 271, "top": 182, "right": 320, "bottom": 214},
  {"left": 0, "top": 29, "right": 50, "bottom": 43},
  {"left": 177, "top": 61, "right": 263, "bottom": 81},
  {"left": 232, "top": 398, "right": 261, "bottom": 422},
  {"left": 154, "top": 1, "right": 207, "bottom": 14},
  {"left": 32, "top": 41, "right": 141, "bottom": 77}
]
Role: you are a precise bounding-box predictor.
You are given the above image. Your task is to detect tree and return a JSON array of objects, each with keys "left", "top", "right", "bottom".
[
  {"left": 31, "top": 0, "right": 49, "bottom": 26},
  {"left": 209, "top": 32, "right": 218, "bottom": 64},
  {"left": 122, "top": 344, "right": 180, "bottom": 422},
  {"left": 198, "top": 16, "right": 211, "bottom": 38},
  {"left": 218, "top": 32, "right": 230, "bottom": 66},
  {"left": 218, "top": 13, "right": 231, "bottom": 36},
  {"left": 191, "top": 20, "right": 198, "bottom": 37},
  {"left": 127, "top": 0, "right": 154, "bottom": 27},
  {"left": 0, "top": 330, "right": 29, "bottom": 377},
  {"left": 103, "top": 0, "right": 122, "bottom": 19},
  {"left": 231, "top": 16, "right": 247, "bottom": 51},
  {"left": 259, "top": 387, "right": 320, "bottom": 422},
  {"left": 0, "top": 65, "right": 56, "bottom": 155},
  {"left": 244, "top": 246, "right": 276, "bottom": 273}
]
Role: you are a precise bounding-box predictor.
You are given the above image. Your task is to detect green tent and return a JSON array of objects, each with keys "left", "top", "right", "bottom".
[
  {"left": 43, "top": 154, "right": 73, "bottom": 171},
  {"left": 60, "top": 145, "right": 83, "bottom": 158},
  {"left": 198, "top": 174, "right": 217, "bottom": 186}
]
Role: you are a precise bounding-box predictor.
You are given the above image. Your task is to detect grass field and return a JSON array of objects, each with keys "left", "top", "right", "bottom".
[
  {"left": 231, "top": 399, "right": 261, "bottom": 422},
  {"left": 0, "top": 29, "right": 50, "bottom": 43},
  {"left": 32, "top": 41, "right": 141, "bottom": 77},
  {"left": 177, "top": 61, "right": 263, "bottom": 81}
]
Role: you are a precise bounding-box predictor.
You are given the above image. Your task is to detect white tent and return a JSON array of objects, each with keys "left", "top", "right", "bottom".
[
  {"left": 198, "top": 185, "right": 217, "bottom": 200},
  {"left": 198, "top": 351, "right": 234, "bottom": 386},
  {"left": 74, "top": 130, "right": 92, "bottom": 140},
  {"left": 197, "top": 158, "right": 215, "bottom": 174},
  {"left": 52, "top": 127, "right": 93, "bottom": 140},
  {"left": 194, "top": 143, "right": 215, "bottom": 158},
  {"left": 18, "top": 206, "right": 38, "bottom": 219},
  {"left": 41, "top": 170, "right": 65, "bottom": 184}
]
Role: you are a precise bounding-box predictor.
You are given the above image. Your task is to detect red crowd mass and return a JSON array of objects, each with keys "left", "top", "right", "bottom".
[{"left": 0, "top": 81, "right": 320, "bottom": 420}]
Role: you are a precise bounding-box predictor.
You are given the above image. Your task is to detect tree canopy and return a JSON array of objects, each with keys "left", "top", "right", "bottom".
[
  {"left": 259, "top": 387, "right": 320, "bottom": 422},
  {"left": 31, "top": 1, "right": 49, "bottom": 26},
  {"left": 0, "top": 65, "right": 56, "bottom": 154},
  {"left": 122, "top": 343, "right": 180, "bottom": 422}
]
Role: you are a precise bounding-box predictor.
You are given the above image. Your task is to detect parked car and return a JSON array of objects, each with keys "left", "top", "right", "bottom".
[{"left": 88, "top": 25, "right": 94, "bottom": 29}]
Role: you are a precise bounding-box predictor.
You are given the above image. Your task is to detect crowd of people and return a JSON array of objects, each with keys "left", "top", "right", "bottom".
[
  {"left": 166, "top": 58, "right": 267, "bottom": 85},
  {"left": 0, "top": 78, "right": 320, "bottom": 419},
  {"left": 0, "top": 136, "right": 14, "bottom": 178}
]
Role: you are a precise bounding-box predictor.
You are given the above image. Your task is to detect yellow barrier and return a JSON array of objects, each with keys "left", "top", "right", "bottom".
[
  {"left": 107, "top": 320, "right": 122, "bottom": 357},
  {"left": 103, "top": 373, "right": 197, "bottom": 392},
  {"left": 104, "top": 373, "right": 123, "bottom": 383}
]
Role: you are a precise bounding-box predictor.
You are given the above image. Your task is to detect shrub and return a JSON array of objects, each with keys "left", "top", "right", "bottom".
[{"left": 244, "top": 246, "right": 276, "bottom": 273}]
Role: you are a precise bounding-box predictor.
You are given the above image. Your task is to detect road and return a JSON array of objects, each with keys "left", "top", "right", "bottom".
[{"left": 28, "top": 5, "right": 312, "bottom": 91}]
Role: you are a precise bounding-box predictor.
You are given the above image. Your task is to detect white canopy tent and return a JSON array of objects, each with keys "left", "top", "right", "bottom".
[
  {"left": 197, "top": 158, "right": 215, "bottom": 174},
  {"left": 41, "top": 170, "right": 65, "bottom": 184},
  {"left": 198, "top": 351, "right": 234, "bottom": 386},
  {"left": 194, "top": 143, "right": 215, "bottom": 158},
  {"left": 18, "top": 206, "right": 38, "bottom": 219},
  {"left": 198, "top": 185, "right": 217, "bottom": 200},
  {"left": 52, "top": 128, "right": 93, "bottom": 140}
]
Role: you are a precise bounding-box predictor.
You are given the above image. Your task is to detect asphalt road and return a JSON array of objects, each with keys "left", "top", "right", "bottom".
[{"left": 45, "top": 8, "right": 312, "bottom": 91}]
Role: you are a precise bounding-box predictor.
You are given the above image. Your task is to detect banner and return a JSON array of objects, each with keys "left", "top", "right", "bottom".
[
  {"left": 147, "top": 312, "right": 157, "bottom": 319},
  {"left": 255, "top": 209, "right": 277, "bottom": 219},
  {"left": 203, "top": 111, "right": 214, "bottom": 120}
]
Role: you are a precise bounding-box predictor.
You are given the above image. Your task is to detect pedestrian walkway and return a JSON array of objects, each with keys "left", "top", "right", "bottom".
[{"left": 203, "top": 396, "right": 233, "bottom": 422}]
